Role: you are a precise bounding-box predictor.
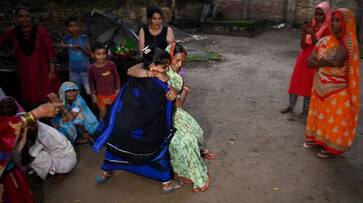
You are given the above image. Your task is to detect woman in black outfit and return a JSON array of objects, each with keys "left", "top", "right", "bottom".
[{"left": 138, "top": 6, "right": 175, "bottom": 52}]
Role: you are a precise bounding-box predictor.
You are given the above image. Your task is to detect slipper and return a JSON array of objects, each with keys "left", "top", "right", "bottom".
[
  {"left": 317, "top": 149, "right": 332, "bottom": 158},
  {"left": 179, "top": 176, "right": 193, "bottom": 184},
  {"left": 280, "top": 106, "right": 293, "bottom": 114},
  {"left": 303, "top": 142, "right": 317, "bottom": 149},
  {"left": 200, "top": 149, "right": 215, "bottom": 160},
  {"left": 96, "top": 171, "right": 113, "bottom": 184},
  {"left": 161, "top": 180, "right": 183, "bottom": 194},
  {"left": 317, "top": 152, "right": 332, "bottom": 158}
]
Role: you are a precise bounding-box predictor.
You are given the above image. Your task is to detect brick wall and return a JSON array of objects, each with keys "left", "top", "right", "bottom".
[
  {"left": 174, "top": 2, "right": 205, "bottom": 21},
  {"left": 209, "top": 0, "right": 288, "bottom": 20},
  {"left": 248, "top": 0, "right": 287, "bottom": 20},
  {"left": 0, "top": 0, "right": 360, "bottom": 32}
]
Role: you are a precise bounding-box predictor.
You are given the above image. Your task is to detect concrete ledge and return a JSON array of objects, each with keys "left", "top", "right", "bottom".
[{"left": 175, "top": 19, "right": 267, "bottom": 37}]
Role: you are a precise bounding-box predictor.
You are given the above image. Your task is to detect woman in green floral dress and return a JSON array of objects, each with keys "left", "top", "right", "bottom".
[
  {"left": 165, "top": 43, "right": 213, "bottom": 192},
  {"left": 127, "top": 44, "right": 214, "bottom": 192}
]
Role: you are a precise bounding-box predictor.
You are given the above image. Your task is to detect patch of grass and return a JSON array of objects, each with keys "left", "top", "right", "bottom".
[
  {"left": 186, "top": 51, "right": 221, "bottom": 62},
  {"left": 209, "top": 52, "right": 221, "bottom": 60}
]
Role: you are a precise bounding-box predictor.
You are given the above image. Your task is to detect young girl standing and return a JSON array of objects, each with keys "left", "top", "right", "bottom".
[{"left": 281, "top": 2, "right": 331, "bottom": 116}]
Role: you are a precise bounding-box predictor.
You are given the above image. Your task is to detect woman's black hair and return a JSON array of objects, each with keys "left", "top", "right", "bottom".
[
  {"left": 91, "top": 41, "right": 106, "bottom": 52},
  {"left": 143, "top": 47, "right": 170, "bottom": 66},
  {"left": 146, "top": 6, "right": 163, "bottom": 20},
  {"left": 13, "top": 6, "right": 30, "bottom": 16},
  {"left": 65, "top": 17, "right": 78, "bottom": 26},
  {"left": 0, "top": 98, "right": 18, "bottom": 116},
  {"left": 152, "top": 48, "right": 170, "bottom": 65},
  {"left": 173, "top": 43, "right": 187, "bottom": 56}
]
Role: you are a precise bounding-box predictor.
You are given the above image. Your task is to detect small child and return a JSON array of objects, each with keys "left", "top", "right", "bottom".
[
  {"left": 88, "top": 42, "right": 120, "bottom": 120},
  {"left": 61, "top": 17, "right": 91, "bottom": 96}
]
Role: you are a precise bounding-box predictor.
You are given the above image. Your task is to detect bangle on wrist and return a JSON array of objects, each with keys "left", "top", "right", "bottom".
[
  {"left": 183, "top": 86, "right": 190, "bottom": 92},
  {"left": 21, "top": 112, "right": 37, "bottom": 126}
]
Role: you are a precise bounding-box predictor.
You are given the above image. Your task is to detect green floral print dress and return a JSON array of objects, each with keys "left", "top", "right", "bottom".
[{"left": 167, "top": 68, "right": 208, "bottom": 189}]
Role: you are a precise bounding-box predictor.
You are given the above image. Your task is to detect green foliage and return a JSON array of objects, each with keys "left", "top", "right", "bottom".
[{"left": 186, "top": 51, "right": 221, "bottom": 62}]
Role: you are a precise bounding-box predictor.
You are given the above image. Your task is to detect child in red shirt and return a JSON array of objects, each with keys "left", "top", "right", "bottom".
[{"left": 88, "top": 42, "right": 120, "bottom": 120}]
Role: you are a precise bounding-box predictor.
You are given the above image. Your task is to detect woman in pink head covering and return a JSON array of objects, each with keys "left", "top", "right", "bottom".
[{"left": 281, "top": 2, "right": 331, "bottom": 116}]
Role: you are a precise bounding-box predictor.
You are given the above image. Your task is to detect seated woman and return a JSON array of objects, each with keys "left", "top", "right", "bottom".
[
  {"left": 128, "top": 43, "right": 213, "bottom": 192},
  {"left": 166, "top": 43, "right": 212, "bottom": 192},
  {"left": 51, "top": 82, "right": 99, "bottom": 144},
  {"left": 0, "top": 97, "right": 61, "bottom": 203},
  {"left": 92, "top": 48, "right": 180, "bottom": 193},
  {"left": 27, "top": 121, "right": 77, "bottom": 180}
]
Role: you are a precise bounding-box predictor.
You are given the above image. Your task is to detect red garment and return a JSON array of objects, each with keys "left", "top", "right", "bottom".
[
  {"left": 2, "top": 167, "right": 34, "bottom": 203},
  {"left": 0, "top": 26, "right": 60, "bottom": 104},
  {"left": 288, "top": 2, "right": 331, "bottom": 96},
  {"left": 288, "top": 46, "right": 316, "bottom": 96},
  {"left": 88, "top": 61, "right": 120, "bottom": 96},
  {"left": 0, "top": 116, "right": 34, "bottom": 203}
]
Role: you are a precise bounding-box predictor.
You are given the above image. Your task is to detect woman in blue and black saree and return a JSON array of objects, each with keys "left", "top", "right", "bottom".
[{"left": 92, "top": 48, "right": 182, "bottom": 193}]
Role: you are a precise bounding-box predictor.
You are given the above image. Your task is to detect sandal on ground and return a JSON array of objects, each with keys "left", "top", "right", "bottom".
[
  {"left": 161, "top": 180, "right": 183, "bottom": 194},
  {"left": 280, "top": 106, "right": 293, "bottom": 114},
  {"left": 200, "top": 149, "right": 215, "bottom": 160},
  {"left": 96, "top": 171, "right": 113, "bottom": 184},
  {"left": 192, "top": 175, "right": 211, "bottom": 193},
  {"left": 317, "top": 149, "right": 332, "bottom": 158},
  {"left": 179, "top": 176, "right": 193, "bottom": 185},
  {"left": 303, "top": 142, "right": 317, "bottom": 149}
]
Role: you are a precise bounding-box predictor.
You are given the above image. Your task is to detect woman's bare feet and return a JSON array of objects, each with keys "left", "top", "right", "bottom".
[
  {"left": 200, "top": 149, "right": 215, "bottom": 160},
  {"left": 192, "top": 175, "right": 211, "bottom": 193}
]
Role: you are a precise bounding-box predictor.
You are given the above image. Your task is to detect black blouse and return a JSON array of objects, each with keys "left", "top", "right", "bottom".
[{"left": 143, "top": 25, "right": 168, "bottom": 50}]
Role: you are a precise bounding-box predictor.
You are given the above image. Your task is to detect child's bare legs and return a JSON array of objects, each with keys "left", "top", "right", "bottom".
[{"left": 98, "top": 105, "right": 107, "bottom": 121}]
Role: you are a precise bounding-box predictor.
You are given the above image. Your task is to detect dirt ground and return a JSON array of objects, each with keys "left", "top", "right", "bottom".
[{"left": 43, "top": 30, "right": 363, "bottom": 203}]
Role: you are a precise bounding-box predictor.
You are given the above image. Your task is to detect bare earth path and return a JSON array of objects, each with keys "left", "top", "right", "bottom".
[{"left": 44, "top": 30, "right": 363, "bottom": 203}]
